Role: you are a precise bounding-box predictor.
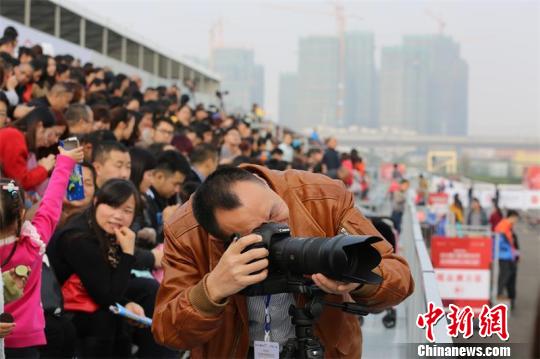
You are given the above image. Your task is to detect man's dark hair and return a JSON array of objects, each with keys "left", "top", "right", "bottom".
[
  {"left": 18, "top": 47, "right": 33, "bottom": 60},
  {"left": 56, "top": 63, "right": 70, "bottom": 76},
  {"left": 80, "top": 161, "right": 97, "bottom": 186},
  {"left": 69, "top": 66, "right": 86, "bottom": 86},
  {"left": 3, "top": 26, "right": 18, "bottom": 41},
  {"left": 92, "top": 140, "right": 128, "bottom": 163},
  {"left": 271, "top": 148, "right": 284, "bottom": 156},
  {"left": 307, "top": 148, "right": 322, "bottom": 157},
  {"left": 81, "top": 129, "right": 115, "bottom": 146},
  {"left": 154, "top": 150, "right": 190, "bottom": 177},
  {"left": 91, "top": 105, "right": 111, "bottom": 124},
  {"left": 147, "top": 142, "right": 169, "bottom": 158},
  {"left": 506, "top": 209, "right": 519, "bottom": 219},
  {"left": 90, "top": 78, "right": 105, "bottom": 87},
  {"left": 224, "top": 126, "right": 239, "bottom": 136},
  {"left": 192, "top": 167, "right": 261, "bottom": 239},
  {"left": 190, "top": 144, "right": 218, "bottom": 165},
  {"left": 153, "top": 116, "right": 174, "bottom": 129}
]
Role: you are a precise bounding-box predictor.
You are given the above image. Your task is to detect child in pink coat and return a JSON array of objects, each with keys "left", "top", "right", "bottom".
[{"left": 0, "top": 145, "right": 83, "bottom": 356}]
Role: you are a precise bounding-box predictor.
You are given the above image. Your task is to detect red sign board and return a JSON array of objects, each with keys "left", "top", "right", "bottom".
[
  {"left": 428, "top": 193, "right": 449, "bottom": 206},
  {"left": 431, "top": 236, "right": 492, "bottom": 269},
  {"left": 431, "top": 236, "right": 493, "bottom": 311}
]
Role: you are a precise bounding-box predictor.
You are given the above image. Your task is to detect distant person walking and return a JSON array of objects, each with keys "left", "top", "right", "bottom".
[
  {"left": 495, "top": 210, "right": 520, "bottom": 310},
  {"left": 467, "top": 198, "right": 488, "bottom": 226},
  {"left": 489, "top": 198, "right": 504, "bottom": 231},
  {"left": 322, "top": 137, "right": 340, "bottom": 178},
  {"left": 391, "top": 179, "right": 409, "bottom": 233},
  {"left": 449, "top": 193, "right": 464, "bottom": 224},
  {"left": 391, "top": 163, "right": 402, "bottom": 180}
]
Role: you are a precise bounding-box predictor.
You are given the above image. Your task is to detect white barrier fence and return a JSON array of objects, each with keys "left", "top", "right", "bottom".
[{"left": 400, "top": 196, "right": 453, "bottom": 344}]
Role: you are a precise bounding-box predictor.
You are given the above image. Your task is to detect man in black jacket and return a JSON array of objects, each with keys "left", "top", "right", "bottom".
[{"left": 146, "top": 150, "right": 191, "bottom": 237}]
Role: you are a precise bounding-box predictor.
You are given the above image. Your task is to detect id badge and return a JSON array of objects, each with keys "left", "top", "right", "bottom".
[{"left": 254, "top": 340, "right": 279, "bottom": 359}]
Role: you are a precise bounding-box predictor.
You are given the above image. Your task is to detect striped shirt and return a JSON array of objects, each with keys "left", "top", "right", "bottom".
[{"left": 248, "top": 293, "right": 296, "bottom": 346}]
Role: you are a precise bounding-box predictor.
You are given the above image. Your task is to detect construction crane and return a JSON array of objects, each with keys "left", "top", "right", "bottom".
[
  {"left": 425, "top": 9, "right": 446, "bottom": 35},
  {"left": 263, "top": 1, "right": 362, "bottom": 126}
]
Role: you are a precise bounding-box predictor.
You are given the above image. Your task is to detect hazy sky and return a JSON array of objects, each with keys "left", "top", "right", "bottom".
[{"left": 66, "top": 0, "right": 539, "bottom": 138}]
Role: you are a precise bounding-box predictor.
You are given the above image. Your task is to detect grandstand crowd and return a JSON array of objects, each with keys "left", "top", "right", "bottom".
[{"left": 0, "top": 25, "right": 371, "bottom": 358}]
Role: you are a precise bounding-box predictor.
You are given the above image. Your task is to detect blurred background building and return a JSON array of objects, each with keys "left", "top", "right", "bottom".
[
  {"left": 211, "top": 48, "right": 265, "bottom": 112},
  {"left": 279, "top": 33, "right": 468, "bottom": 136}
]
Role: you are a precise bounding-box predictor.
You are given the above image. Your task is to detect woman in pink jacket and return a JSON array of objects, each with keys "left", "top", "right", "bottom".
[{"left": 0, "top": 144, "right": 83, "bottom": 358}]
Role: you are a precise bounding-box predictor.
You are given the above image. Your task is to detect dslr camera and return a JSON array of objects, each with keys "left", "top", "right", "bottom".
[{"left": 240, "top": 223, "right": 383, "bottom": 296}]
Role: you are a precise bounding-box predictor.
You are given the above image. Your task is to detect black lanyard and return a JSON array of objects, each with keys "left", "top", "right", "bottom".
[{"left": 1, "top": 241, "right": 18, "bottom": 268}]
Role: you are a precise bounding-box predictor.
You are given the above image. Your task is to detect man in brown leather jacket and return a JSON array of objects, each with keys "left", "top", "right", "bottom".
[{"left": 153, "top": 164, "right": 414, "bottom": 358}]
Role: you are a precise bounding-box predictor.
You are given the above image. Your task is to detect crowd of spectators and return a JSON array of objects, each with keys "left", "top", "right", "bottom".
[{"left": 0, "top": 25, "right": 371, "bottom": 358}]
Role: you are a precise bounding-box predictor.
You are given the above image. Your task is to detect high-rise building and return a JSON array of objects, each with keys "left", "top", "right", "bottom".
[
  {"left": 379, "top": 35, "right": 468, "bottom": 135},
  {"left": 344, "top": 31, "right": 377, "bottom": 128},
  {"left": 252, "top": 65, "right": 265, "bottom": 108},
  {"left": 296, "top": 36, "right": 339, "bottom": 130},
  {"left": 379, "top": 46, "right": 405, "bottom": 129},
  {"left": 212, "top": 48, "right": 264, "bottom": 112},
  {"left": 279, "top": 73, "right": 298, "bottom": 124}
]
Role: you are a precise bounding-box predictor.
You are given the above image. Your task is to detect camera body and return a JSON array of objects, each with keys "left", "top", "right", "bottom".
[{"left": 241, "top": 222, "right": 383, "bottom": 296}]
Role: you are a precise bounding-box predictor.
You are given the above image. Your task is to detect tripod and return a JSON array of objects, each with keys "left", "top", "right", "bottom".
[
  {"left": 279, "top": 285, "right": 371, "bottom": 359},
  {"left": 280, "top": 294, "right": 325, "bottom": 359}
]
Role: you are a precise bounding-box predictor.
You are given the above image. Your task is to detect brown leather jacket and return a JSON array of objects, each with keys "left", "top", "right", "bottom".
[{"left": 152, "top": 165, "right": 414, "bottom": 358}]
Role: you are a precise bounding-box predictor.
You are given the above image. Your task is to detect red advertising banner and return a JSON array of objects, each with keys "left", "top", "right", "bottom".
[
  {"left": 431, "top": 236, "right": 493, "bottom": 312},
  {"left": 431, "top": 236, "right": 492, "bottom": 269}
]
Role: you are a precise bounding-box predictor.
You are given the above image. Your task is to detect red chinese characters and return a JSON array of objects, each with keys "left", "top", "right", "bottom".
[
  {"left": 446, "top": 304, "right": 474, "bottom": 339},
  {"left": 417, "top": 302, "right": 509, "bottom": 342},
  {"left": 416, "top": 302, "right": 445, "bottom": 342},
  {"left": 478, "top": 304, "right": 509, "bottom": 341}
]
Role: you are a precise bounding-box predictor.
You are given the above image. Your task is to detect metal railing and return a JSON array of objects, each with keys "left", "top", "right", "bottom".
[{"left": 400, "top": 196, "right": 453, "bottom": 344}]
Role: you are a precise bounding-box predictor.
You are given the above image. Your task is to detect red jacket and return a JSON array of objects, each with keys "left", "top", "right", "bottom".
[{"left": 0, "top": 127, "right": 48, "bottom": 190}]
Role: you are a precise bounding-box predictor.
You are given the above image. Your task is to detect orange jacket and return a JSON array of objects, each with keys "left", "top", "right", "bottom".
[
  {"left": 495, "top": 218, "right": 515, "bottom": 248},
  {"left": 152, "top": 165, "right": 414, "bottom": 358}
]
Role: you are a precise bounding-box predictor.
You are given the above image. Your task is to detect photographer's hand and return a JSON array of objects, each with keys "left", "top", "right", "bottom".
[
  {"left": 206, "top": 234, "right": 269, "bottom": 303},
  {"left": 312, "top": 273, "right": 360, "bottom": 295}
]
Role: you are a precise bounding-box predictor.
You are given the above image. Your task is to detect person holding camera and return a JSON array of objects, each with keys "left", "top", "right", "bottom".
[{"left": 153, "top": 165, "right": 414, "bottom": 358}]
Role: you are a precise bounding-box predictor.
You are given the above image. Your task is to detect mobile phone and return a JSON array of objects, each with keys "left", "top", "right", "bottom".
[
  {"left": 110, "top": 303, "right": 152, "bottom": 327},
  {"left": 60, "top": 137, "right": 84, "bottom": 201},
  {"left": 61, "top": 137, "right": 79, "bottom": 151}
]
